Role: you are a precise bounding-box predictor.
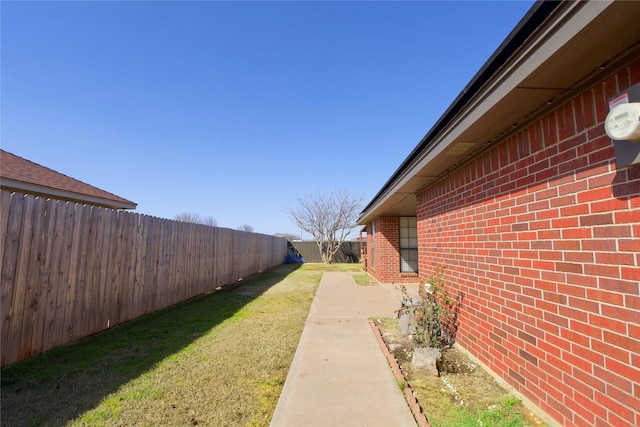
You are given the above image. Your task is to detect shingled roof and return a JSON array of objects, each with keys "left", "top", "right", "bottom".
[{"left": 0, "top": 150, "right": 137, "bottom": 210}]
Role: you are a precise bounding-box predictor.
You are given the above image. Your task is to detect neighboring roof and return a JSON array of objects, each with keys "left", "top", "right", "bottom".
[
  {"left": 359, "top": 1, "right": 640, "bottom": 224},
  {"left": 0, "top": 150, "right": 137, "bottom": 210}
]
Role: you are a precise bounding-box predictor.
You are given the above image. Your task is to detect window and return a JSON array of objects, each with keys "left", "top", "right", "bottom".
[
  {"left": 399, "top": 217, "right": 418, "bottom": 273},
  {"left": 370, "top": 221, "right": 375, "bottom": 269}
]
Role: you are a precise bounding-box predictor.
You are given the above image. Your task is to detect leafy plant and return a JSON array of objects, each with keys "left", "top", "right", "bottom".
[{"left": 401, "top": 265, "right": 459, "bottom": 349}]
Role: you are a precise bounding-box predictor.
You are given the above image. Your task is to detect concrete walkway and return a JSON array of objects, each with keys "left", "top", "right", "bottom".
[{"left": 270, "top": 272, "right": 418, "bottom": 427}]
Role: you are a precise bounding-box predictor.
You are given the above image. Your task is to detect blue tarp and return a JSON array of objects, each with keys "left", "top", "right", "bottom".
[
  {"left": 285, "top": 243, "right": 305, "bottom": 264},
  {"left": 285, "top": 254, "right": 305, "bottom": 264}
]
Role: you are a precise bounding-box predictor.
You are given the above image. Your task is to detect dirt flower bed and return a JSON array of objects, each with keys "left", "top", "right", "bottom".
[{"left": 374, "top": 318, "right": 548, "bottom": 427}]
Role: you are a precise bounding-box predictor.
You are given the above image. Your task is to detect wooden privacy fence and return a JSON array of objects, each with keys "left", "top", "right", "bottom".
[
  {"left": 291, "top": 241, "right": 360, "bottom": 263},
  {"left": 0, "top": 191, "right": 288, "bottom": 367}
]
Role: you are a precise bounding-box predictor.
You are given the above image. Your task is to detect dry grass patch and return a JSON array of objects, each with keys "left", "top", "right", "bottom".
[
  {"left": 2, "top": 263, "right": 354, "bottom": 426},
  {"left": 300, "top": 262, "right": 363, "bottom": 272}
]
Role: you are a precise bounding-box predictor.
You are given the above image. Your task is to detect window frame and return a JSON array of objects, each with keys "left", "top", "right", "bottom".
[
  {"left": 370, "top": 221, "right": 375, "bottom": 269},
  {"left": 399, "top": 217, "right": 418, "bottom": 274}
]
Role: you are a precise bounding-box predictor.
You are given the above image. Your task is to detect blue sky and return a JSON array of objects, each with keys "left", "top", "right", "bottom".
[{"left": 2, "top": 1, "right": 533, "bottom": 237}]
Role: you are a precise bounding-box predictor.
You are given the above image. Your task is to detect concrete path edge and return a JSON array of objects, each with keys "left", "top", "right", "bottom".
[{"left": 369, "top": 319, "right": 430, "bottom": 427}]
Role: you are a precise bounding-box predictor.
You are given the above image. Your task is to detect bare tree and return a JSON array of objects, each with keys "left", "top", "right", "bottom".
[
  {"left": 175, "top": 212, "right": 201, "bottom": 223},
  {"left": 286, "top": 189, "right": 364, "bottom": 263},
  {"left": 237, "top": 224, "right": 254, "bottom": 232},
  {"left": 174, "top": 212, "right": 218, "bottom": 227},
  {"left": 202, "top": 216, "right": 218, "bottom": 227}
]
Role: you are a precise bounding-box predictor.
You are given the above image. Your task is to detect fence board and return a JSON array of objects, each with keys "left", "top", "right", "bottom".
[
  {"left": 85, "top": 206, "right": 101, "bottom": 336},
  {"left": 105, "top": 208, "right": 121, "bottom": 329},
  {"left": 139, "top": 215, "right": 153, "bottom": 316},
  {"left": 111, "top": 210, "right": 127, "bottom": 326},
  {"left": 86, "top": 206, "right": 101, "bottom": 335},
  {"left": 73, "top": 207, "right": 95, "bottom": 339},
  {"left": 136, "top": 215, "right": 149, "bottom": 315},
  {"left": 155, "top": 218, "right": 168, "bottom": 310},
  {"left": 149, "top": 217, "right": 162, "bottom": 315},
  {"left": 181, "top": 222, "right": 193, "bottom": 303},
  {"left": 213, "top": 227, "right": 220, "bottom": 286},
  {"left": 30, "top": 198, "right": 56, "bottom": 355},
  {"left": 13, "top": 195, "right": 35, "bottom": 362},
  {"left": 70, "top": 202, "right": 91, "bottom": 341},
  {"left": 1, "top": 195, "right": 23, "bottom": 365},
  {"left": 216, "top": 228, "right": 227, "bottom": 286},
  {"left": 61, "top": 204, "right": 83, "bottom": 345},
  {"left": 98, "top": 208, "right": 114, "bottom": 332},
  {"left": 51, "top": 203, "right": 75, "bottom": 349},
  {"left": 19, "top": 196, "right": 45, "bottom": 360},
  {"left": 8, "top": 198, "right": 34, "bottom": 358},
  {"left": 0, "top": 191, "right": 12, "bottom": 278},
  {"left": 119, "top": 212, "right": 134, "bottom": 323}
]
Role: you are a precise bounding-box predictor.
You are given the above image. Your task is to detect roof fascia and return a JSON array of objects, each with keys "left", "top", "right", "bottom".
[
  {"left": 359, "top": 1, "right": 605, "bottom": 224},
  {"left": 1, "top": 178, "right": 138, "bottom": 210}
]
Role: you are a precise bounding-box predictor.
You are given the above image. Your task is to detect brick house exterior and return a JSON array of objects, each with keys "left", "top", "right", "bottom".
[
  {"left": 360, "top": 2, "right": 639, "bottom": 426},
  {"left": 364, "top": 216, "right": 421, "bottom": 284}
]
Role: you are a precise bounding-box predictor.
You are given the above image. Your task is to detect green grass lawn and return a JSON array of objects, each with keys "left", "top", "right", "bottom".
[
  {"left": 1, "top": 263, "right": 361, "bottom": 426},
  {"left": 352, "top": 272, "right": 376, "bottom": 285}
]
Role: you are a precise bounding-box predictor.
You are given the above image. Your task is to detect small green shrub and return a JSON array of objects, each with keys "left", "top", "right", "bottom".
[{"left": 400, "top": 265, "right": 458, "bottom": 349}]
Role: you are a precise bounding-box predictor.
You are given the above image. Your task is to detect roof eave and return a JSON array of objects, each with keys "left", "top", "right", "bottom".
[
  {"left": 1, "top": 178, "right": 138, "bottom": 210},
  {"left": 359, "top": 0, "right": 640, "bottom": 225}
]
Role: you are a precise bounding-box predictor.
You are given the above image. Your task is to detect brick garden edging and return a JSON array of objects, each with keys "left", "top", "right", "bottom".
[{"left": 369, "top": 319, "right": 430, "bottom": 427}]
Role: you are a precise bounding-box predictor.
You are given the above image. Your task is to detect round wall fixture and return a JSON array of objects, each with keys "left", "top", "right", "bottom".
[{"left": 605, "top": 102, "right": 640, "bottom": 140}]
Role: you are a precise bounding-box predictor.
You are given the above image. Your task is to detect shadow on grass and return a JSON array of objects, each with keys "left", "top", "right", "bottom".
[{"left": 1, "top": 263, "right": 302, "bottom": 426}]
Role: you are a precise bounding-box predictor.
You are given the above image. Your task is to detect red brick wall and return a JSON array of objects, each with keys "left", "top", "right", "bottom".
[
  {"left": 367, "top": 217, "right": 420, "bottom": 284},
  {"left": 415, "top": 61, "right": 640, "bottom": 426}
]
